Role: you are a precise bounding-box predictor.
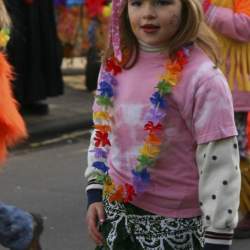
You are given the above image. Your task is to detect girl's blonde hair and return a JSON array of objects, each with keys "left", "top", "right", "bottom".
[
  {"left": 103, "top": 0, "right": 219, "bottom": 68},
  {"left": 0, "top": 0, "right": 10, "bottom": 29}
]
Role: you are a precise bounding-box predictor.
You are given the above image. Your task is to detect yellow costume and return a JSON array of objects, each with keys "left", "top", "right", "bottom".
[{"left": 211, "top": 0, "right": 250, "bottom": 91}]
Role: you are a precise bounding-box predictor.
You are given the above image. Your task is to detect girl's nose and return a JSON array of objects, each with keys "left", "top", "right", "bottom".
[
  {"left": 143, "top": 13, "right": 156, "bottom": 20},
  {"left": 142, "top": 3, "right": 156, "bottom": 20}
]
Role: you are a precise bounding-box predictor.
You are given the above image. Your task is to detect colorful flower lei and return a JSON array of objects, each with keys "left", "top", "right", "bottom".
[
  {"left": 91, "top": 46, "right": 191, "bottom": 204},
  {"left": 0, "top": 28, "right": 10, "bottom": 49}
]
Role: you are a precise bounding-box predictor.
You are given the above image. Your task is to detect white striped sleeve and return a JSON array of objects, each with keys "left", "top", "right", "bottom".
[{"left": 84, "top": 130, "right": 104, "bottom": 191}]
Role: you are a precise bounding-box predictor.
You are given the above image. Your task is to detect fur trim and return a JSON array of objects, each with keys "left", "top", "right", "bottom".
[{"left": 0, "top": 52, "right": 27, "bottom": 163}]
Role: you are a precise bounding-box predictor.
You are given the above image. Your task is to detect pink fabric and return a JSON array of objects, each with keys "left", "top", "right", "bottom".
[
  {"left": 111, "top": 0, "right": 124, "bottom": 62},
  {"left": 206, "top": 5, "right": 250, "bottom": 111},
  {"left": 94, "top": 47, "right": 237, "bottom": 217},
  {"left": 207, "top": 6, "right": 250, "bottom": 42}
]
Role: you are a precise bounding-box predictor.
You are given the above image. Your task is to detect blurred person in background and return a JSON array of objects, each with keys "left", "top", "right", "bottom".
[
  {"left": 4, "top": 0, "right": 63, "bottom": 115},
  {"left": 0, "top": 1, "right": 43, "bottom": 249},
  {"left": 203, "top": 0, "right": 250, "bottom": 238},
  {"left": 84, "top": 0, "right": 111, "bottom": 94}
]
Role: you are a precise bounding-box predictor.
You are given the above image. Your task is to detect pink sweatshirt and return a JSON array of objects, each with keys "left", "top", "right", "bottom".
[
  {"left": 90, "top": 46, "right": 237, "bottom": 218},
  {"left": 206, "top": 5, "right": 250, "bottom": 111}
]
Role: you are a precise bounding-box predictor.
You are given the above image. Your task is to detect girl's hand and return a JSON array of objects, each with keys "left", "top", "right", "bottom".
[{"left": 86, "top": 202, "right": 105, "bottom": 246}]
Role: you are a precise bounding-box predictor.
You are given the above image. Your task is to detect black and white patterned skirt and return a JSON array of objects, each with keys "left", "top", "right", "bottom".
[{"left": 96, "top": 198, "right": 204, "bottom": 250}]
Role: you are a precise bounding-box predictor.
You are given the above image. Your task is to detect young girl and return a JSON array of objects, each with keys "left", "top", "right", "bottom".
[
  {"left": 85, "top": 0, "right": 241, "bottom": 249},
  {"left": 202, "top": 0, "right": 250, "bottom": 238},
  {"left": 0, "top": 1, "right": 43, "bottom": 249}
]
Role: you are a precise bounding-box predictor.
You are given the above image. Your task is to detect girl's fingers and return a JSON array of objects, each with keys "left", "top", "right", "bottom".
[
  {"left": 96, "top": 205, "right": 105, "bottom": 225},
  {"left": 88, "top": 219, "right": 103, "bottom": 245},
  {"left": 87, "top": 203, "right": 105, "bottom": 245}
]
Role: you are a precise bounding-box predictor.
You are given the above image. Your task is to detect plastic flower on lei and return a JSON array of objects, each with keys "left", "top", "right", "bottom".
[
  {"left": 96, "top": 95, "right": 113, "bottom": 107},
  {"left": 145, "top": 108, "right": 166, "bottom": 124},
  {"left": 93, "top": 111, "right": 112, "bottom": 121},
  {"left": 98, "top": 81, "right": 114, "bottom": 98},
  {"left": 108, "top": 183, "right": 136, "bottom": 203},
  {"left": 139, "top": 143, "right": 161, "bottom": 158},
  {"left": 103, "top": 178, "right": 115, "bottom": 196},
  {"left": 109, "top": 185, "right": 124, "bottom": 203},
  {"left": 92, "top": 161, "right": 109, "bottom": 173},
  {"left": 124, "top": 184, "right": 136, "bottom": 203},
  {"left": 132, "top": 169, "right": 150, "bottom": 194},
  {"left": 145, "top": 133, "right": 161, "bottom": 145},
  {"left": 89, "top": 148, "right": 108, "bottom": 159},
  {"left": 106, "top": 57, "right": 122, "bottom": 75},
  {"left": 94, "top": 131, "right": 111, "bottom": 147},
  {"left": 156, "top": 80, "right": 172, "bottom": 95},
  {"left": 94, "top": 124, "right": 111, "bottom": 133},
  {"left": 161, "top": 71, "right": 178, "bottom": 86},
  {"left": 137, "top": 155, "right": 155, "bottom": 167},
  {"left": 150, "top": 92, "right": 166, "bottom": 109},
  {"left": 101, "top": 71, "right": 118, "bottom": 86},
  {"left": 144, "top": 121, "right": 163, "bottom": 134}
]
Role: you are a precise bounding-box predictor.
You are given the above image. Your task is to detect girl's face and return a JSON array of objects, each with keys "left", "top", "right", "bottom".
[{"left": 127, "top": 0, "right": 182, "bottom": 47}]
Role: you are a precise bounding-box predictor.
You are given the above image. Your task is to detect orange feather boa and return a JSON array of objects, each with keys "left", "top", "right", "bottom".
[{"left": 0, "top": 52, "right": 27, "bottom": 163}]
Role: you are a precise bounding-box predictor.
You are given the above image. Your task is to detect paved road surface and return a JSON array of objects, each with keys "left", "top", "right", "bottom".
[{"left": 0, "top": 134, "right": 249, "bottom": 250}]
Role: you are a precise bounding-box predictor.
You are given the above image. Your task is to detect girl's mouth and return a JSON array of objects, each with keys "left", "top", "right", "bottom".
[{"left": 141, "top": 24, "right": 160, "bottom": 33}]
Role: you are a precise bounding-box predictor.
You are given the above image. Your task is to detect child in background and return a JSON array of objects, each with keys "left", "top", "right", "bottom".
[
  {"left": 202, "top": 0, "right": 250, "bottom": 239},
  {"left": 85, "top": 0, "right": 111, "bottom": 93},
  {"left": 0, "top": 1, "right": 43, "bottom": 249},
  {"left": 85, "top": 0, "right": 241, "bottom": 249}
]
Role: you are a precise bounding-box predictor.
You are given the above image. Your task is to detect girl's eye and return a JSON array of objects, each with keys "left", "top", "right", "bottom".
[
  {"left": 155, "top": 0, "right": 173, "bottom": 6},
  {"left": 130, "top": 0, "right": 142, "bottom": 6},
  {"left": 129, "top": 0, "right": 173, "bottom": 7}
]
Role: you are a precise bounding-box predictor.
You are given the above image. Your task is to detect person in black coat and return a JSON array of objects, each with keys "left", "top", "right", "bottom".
[{"left": 4, "top": 0, "right": 63, "bottom": 115}]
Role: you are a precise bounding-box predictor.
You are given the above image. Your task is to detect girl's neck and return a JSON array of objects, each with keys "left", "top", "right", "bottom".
[{"left": 138, "top": 40, "right": 168, "bottom": 53}]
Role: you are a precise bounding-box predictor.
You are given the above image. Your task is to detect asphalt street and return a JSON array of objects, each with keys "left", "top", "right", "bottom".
[
  {"left": 0, "top": 132, "right": 249, "bottom": 250},
  {"left": 0, "top": 131, "right": 95, "bottom": 250}
]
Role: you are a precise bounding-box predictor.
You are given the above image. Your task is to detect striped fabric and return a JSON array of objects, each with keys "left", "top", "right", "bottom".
[{"left": 205, "top": 231, "right": 233, "bottom": 245}]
